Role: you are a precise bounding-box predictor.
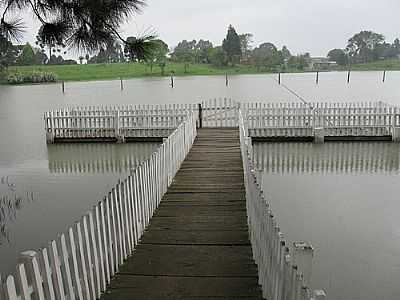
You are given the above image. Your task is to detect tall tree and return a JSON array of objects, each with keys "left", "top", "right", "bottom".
[
  {"left": 346, "top": 31, "right": 385, "bottom": 63},
  {"left": 16, "top": 43, "right": 35, "bottom": 65},
  {"left": 152, "top": 40, "right": 169, "bottom": 75},
  {"left": 1, "top": 0, "right": 155, "bottom": 58},
  {"left": 208, "top": 46, "right": 228, "bottom": 67},
  {"left": 239, "top": 33, "right": 253, "bottom": 61},
  {"left": 0, "top": 34, "right": 18, "bottom": 73},
  {"left": 281, "top": 46, "right": 291, "bottom": 60},
  {"left": 222, "top": 25, "right": 242, "bottom": 65},
  {"left": 251, "top": 42, "right": 283, "bottom": 71}
]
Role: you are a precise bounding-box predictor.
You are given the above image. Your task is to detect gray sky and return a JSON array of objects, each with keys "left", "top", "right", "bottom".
[{"left": 19, "top": 0, "right": 400, "bottom": 57}]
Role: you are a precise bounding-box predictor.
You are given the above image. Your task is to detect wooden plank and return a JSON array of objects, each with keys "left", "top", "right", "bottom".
[{"left": 102, "top": 128, "right": 263, "bottom": 300}]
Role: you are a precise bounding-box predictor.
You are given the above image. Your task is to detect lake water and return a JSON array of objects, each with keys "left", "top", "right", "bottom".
[
  {"left": 0, "top": 71, "right": 400, "bottom": 298},
  {"left": 254, "top": 142, "right": 400, "bottom": 300}
]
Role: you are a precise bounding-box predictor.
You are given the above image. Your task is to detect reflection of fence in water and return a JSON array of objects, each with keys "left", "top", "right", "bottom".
[
  {"left": 0, "top": 177, "right": 35, "bottom": 245},
  {"left": 47, "top": 143, "right": 160, "bottom": 174},
  {"left": 253, "top": 142, "right": 400, "bottom": 174}
]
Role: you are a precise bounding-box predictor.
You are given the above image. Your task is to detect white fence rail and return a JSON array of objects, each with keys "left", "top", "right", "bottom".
[
  {"left": 243, "top": 102, "right": 400, "bottom": 140},
  {"left": 44, "top": 104, "right": 199, "bottom": 143},
  {"left": 1, "top": 111, "right": 197, "bottom": 300},
  {"left": 239, "top": 109, "right": 326, "bottom": 300},
  {"left": 45, "top": 100, "right": 400, "bottom": 143}
]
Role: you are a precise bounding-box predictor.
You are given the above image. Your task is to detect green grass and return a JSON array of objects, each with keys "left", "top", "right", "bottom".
[
  {"left": 340, "top": 59, "right": 400, "bottom": 71},
  {"left": 6, "top": 63, "right": 275, "bottom": 83},
  {"left": 5, "top": 59, "right": 400, "bottom": 84}
]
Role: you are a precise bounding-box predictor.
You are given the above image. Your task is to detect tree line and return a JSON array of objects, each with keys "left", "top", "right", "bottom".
[{"left": 328, "top": 31, "right": 400, "bottom": 66}]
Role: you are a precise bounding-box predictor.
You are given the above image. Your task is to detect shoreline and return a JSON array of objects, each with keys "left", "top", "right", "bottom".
[{"left": 1, "top": 63, "right": 399, "bottom": 86}]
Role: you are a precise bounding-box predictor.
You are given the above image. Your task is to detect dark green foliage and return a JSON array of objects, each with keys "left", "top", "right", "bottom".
[
  {"left": 1, "top": 0, "right": 151, "bottom": 57},
  {"left": 346, "top": 31, "right": 385, "bottom": 63},
  {"left": 0, "top": 34, "right": 18, "bottom": 75},
  {"left": 124, "top": 34, "right": 158, "bottom": 62},
  {"left": 327, "top": 49, "right": 348, "bottom": 66},
  {"left": 208, "top": 46, "right": 228, "bottom": 67},
  {"left": 7, "top": 71, "right": 57, "bottom": 84},
  {"left": 16, "top": 43, "right": 35, "bottom": 65},
  {"left": 222, "top": 25, "right": 242, "bottom": 65},
  {"left": 251, "top": 43, "right": 284, "bottom": 71}
]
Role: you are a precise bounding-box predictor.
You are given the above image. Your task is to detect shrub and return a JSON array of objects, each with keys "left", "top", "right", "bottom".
[{"left": 7, "top": 71, "right": 58, "bottom": 84}]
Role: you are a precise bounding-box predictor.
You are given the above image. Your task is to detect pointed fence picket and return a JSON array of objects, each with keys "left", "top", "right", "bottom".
[
  {"left": 2, "top": 110, "right": 197, "bottom": 300},
  {"left": 239, "top": 109, "right": 326, "bottom": 300}
]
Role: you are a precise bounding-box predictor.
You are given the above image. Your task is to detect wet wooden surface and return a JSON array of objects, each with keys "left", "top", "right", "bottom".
[{"left": 102, "top": 128, "right": 263, "bottom": 299}]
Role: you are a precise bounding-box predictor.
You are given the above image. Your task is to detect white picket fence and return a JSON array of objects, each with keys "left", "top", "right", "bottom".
[
  {"left": 1, "top": 110, "right": 197, "bottom": 300},
  {"left": 242, "top": 101, "right": 400, "bottom": 139},
  {"left": 44, "top": 104, "right": 199, "bottom": 143},
  {"left": 239, "top": 109, "right": 326, "bottom": 300},
  {"left": 44, "top": 99, "right": 244, "bottom": 143}
]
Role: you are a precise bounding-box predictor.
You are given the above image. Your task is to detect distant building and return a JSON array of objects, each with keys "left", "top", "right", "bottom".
[{"left": 308, "top": 57, "right": 337, "bottom": 70}]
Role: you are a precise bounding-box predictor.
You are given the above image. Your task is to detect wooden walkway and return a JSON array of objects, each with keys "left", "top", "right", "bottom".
[{"left": 102, "top": 128, "right": 263, "bottom": 300}]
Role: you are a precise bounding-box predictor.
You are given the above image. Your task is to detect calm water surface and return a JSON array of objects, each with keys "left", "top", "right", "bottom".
[
  {"left": 0, "top": 72, "right": 400, "bottom": 296},
  {"left": 254, "top": 142, "right": 400, "bottom": 300}
]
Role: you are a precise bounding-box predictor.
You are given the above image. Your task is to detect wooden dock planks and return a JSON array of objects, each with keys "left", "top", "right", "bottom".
[{"left": 102, "top": 128, "right": 263, "bottom": 300}]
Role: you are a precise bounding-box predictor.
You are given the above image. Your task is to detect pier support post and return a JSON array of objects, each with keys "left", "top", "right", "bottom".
[
  {"left": 46, "top": 131, "right": 55, "bottom": 144},
  {"left": 392, "top": 127, "right": 400, "bottom": 142},
  {"left": 313, "top": 127, "right": 324, "bottom": 144},
  {"left": 293, "top": 242, "right": 314, "bottom": 287}
]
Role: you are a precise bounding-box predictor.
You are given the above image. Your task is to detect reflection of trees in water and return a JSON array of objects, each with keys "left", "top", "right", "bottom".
[
  {"left": 47, "top": 143, "right": 159, "bottom": 174},
  {"left": 0, "top": 176, "right": 35, "bottom": 245},
  {"left": 253, "top": 142, "right": 400, "bottom": 174}
]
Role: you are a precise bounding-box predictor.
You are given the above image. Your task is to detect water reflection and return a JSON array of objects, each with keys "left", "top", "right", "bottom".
[
  {"left": 253, "top": 142, "right": 400, "bottom": 174},
  {"left": 47, "top": 143, "right": 160, "bottom": 174},
  {"left": 0, "top": 176, "right": 35, "bottom": 245}
]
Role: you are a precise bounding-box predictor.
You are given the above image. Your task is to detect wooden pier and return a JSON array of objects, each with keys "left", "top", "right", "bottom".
[
  {"left": 2, "top": 103, "right": 331, "bottom": 300},
  {"left": 102, "top": 128, "right": 263, "bottom": 299}
]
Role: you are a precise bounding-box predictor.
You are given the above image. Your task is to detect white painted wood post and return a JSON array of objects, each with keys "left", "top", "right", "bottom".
[
  {"left": 19, "top": 251, "right": 46, "bottom": 299},
  {"left": 314, "top": 127, "right": 324, "bottom": 144}
]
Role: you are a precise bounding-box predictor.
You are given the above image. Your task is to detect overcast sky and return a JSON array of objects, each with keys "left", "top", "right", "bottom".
[{"left": 19, "top": 0, "right": 400, "bottom": 57}]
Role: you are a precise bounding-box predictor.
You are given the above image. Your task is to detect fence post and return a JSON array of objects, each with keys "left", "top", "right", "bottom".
[
  {"left": 19, "top": 251, "right": 46, "bottom": 299},
  {"left": 198, "top": 103, "right": 203, "bottom": 129},
  {"left": 46, "top": 112, "right": 55, "bottom": 144},
  {"left": 115, "top": 110, "right": 125, "bottom": 143}
]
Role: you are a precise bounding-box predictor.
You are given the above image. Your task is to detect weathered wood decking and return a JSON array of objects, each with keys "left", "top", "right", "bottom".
[{"left": 102, "top": 128, "right": 263, "bottom": 299}]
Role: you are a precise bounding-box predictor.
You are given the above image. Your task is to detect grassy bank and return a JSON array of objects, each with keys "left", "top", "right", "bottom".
[
  {"left": 340, "top": 59, "right": 400, "bottom": 71},
  {"left": 4, "top": 59, "right": 400, "bottom": 84},
  {"left": 5, "top": 63, "right": 274, "bottom": 82}
]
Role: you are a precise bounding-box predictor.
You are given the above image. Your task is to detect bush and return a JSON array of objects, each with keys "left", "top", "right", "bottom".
[{"left": 7, "top": 71, "right": 58, "bottom": 84}]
